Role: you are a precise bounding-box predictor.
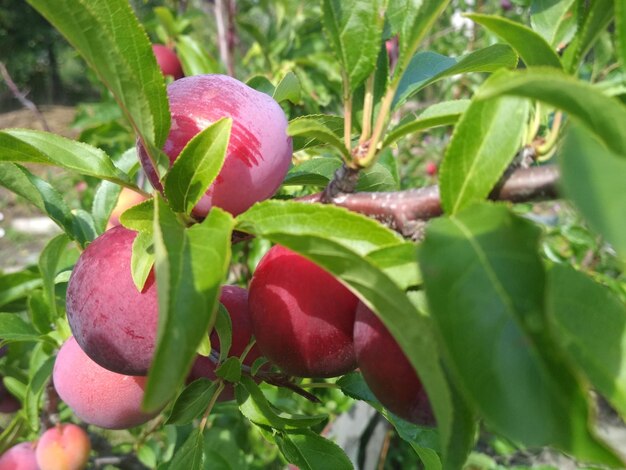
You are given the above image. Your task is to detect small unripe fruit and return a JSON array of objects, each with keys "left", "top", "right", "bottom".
[
  {"left": 66, "top": 226, "right": 157, "bottom": 375},
  {"left": 248, "top": 245, "right": 358, "bottom": 378},
  {"left": 354, "top": 302, "right": 433, "bottom": 425},
  {"left": 35, "top": 423, "right": 90, "bottom": 470},
  {"left": 188, "top": 285, "right": 263, "bottom": 401},
  {"left": 152, "top": 44, "right": 184, "bottom": 80},
  {"left": 138, "top": 74, "right": 293, "bottom": 217},
  {"left": 0, "top": 442, "right": 38, "bottom": 470},
  {"left": 53, "top": 337, "right": 162, "bottom": 429}
]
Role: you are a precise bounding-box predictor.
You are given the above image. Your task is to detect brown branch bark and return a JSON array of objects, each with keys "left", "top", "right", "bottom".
[
  {"left": 0, "top": 61, "right": 50, "bottom": 132},
  {"left": 298, "top": 165, "right": 560, "bottom": 238}
]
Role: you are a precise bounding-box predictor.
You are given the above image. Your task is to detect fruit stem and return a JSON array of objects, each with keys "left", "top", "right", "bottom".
[
  {"left": 360, "top": 75, "right": 375, "bottom": 144},
  {"left": 239, "top": 339, "right": 256, "bottom": 364},
  {"left": 342, "top": 74, "right": 353, "bottom": 159},
  {"left": 199, "top": 381, "right": 225, "bottom": 431},
  {"left": 536, "top": 111, "right": 563, "bottom": 158},
  {"left": 357, "top": 78, "right": 397, "bottom": 168}
]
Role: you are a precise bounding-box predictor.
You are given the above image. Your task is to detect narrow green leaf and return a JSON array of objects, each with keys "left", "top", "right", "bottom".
[
  {"left": 530, "top": 0, "right": 577, "bottom": 46},
  {"left": 91, "top": 182, "right": 123, "bottom": 235},
  {"left": 131, "top": 231, "right": 155, "bottom": 291},
  {"left": 465, "top": 14, "right": 562, "bottom": 68},
  {"left": 24, "top": 355, "right": 55, "bottom": 433},
  {"left": 288, "top": 117, "right": 349, "bottom": 158},
  {"left": 27, "top": 0, "right": 170, "bottom": 158},
  {"left": 38, "top": 234, "right": 70, "bottom": 319},
  {"left": 440, "top": 96, "right": 529, "bottom": 214},
  {"left": 120, "top": 199, "right": 155, "bottom": 233},
  {"left": 273, "top": 72, "right": 301, "bottom": 104},
  {"left": 0, "top": 269, "right": 42, "bottom": 309},
  {"left": 419, "top": 203, "right": 620, "bottom": 465},
  {"left": 0, "top": 129, "right": 129, "bottom": 183},
  {"left": 246, "top": 76, "right": 275, "bottom": 97},
  {"left": 0, "top": 164, "right": 74, "bottom": 236},
  {"left": 283, "top": 157, "right": 342, "bottom": 187},
  {"left": 237, "top": 377, "right": 326, "bottom": 429},
  {"left": 547, "top": 265, "right": 626, "bottom": 419},
  {"left": 164, "top": 118, "right": 232, "bottom": 215},
  {"left": 562, "top": 0, "right": 614, "bottom": 72},
  {"left": 275, "top": 429, "right": 353, "bottom": 470},
  {"left": 393, "top": 45, "right": 518, "bottom": 109},
  {"left": 365, "top": 243, "right": 421, "bottom": 290},
  {"left": 215, "top": 357, "right": 242, "bottom": 383},
  {"left": 145, "top": 199, "right": 233, "bottom": 411},
  {"left": 384, "top": 100, "right": 469, "bottom": 148},
  {"left": 322, "top": 0, "right": 384, "bottom": 91},
  {"left": 28, "top": 292, "right": 52, "bottom": 335},
  {"left": 168, "top": 428, "right": 204, "bottom": 470},
  {"left": 176, "top": 35, "right": 219, "bottom": 76},
  {"left": 478, "top": 68, "right": 626, "bottom": 158},
  {"left": 0, "top": 313, "right": 40, "bottom": 342},
  {"left": 167, "top": 379, "right": 218, "bottom": 425},
  {"left": 559, "top": 124, "right": 626, "bottom": 260},
  {"left": 290, "top": 115, "right": 344, "bottom": 152},
  {"left": 387, "top": 0, "right": 451, "bottom": 75},
  {"left": 214, "top": 304, "right": 233, "bottom": 362}
]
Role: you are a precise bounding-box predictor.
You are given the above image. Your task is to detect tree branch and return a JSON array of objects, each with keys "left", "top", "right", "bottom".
[{"left": 0, "top": 61, "right": 50, "bottom": 132}]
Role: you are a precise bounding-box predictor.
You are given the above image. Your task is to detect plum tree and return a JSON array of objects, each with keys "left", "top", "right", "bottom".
[
  {"left": 188, "top": 285, "right": 263, "bottom": 400},
  {"left": 0, "top": 442, "right": 38, "bottom": 470},
  {"left": 152, "top": 44, "right": 184, "bottom": 80},
  {"left": 66, "top": 225, "right": 157, "bottom": 375},
  {"left": 248, "top": 245, "right": 359, "bottom": 378},
  {"left": 106, "top": 187, "right": 148, "bottom": 229},
  {"left": 53, "top": 337, "right": 162, "bottom": 430},
  {"left": 353, "top": 302, "right": 433, "bottom": 425},
  {"left": 138, "top": 74, "right": 293, "bottom": 217},
  {"left": 35, "top": 423, "right": 90, "bottom": 470}
]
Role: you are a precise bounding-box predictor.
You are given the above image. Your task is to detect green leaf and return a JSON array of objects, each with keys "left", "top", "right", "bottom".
[
  {"left": 393, "top": 45, "right": 518, "bottom": 109},
  {"left": 465, "top": 14, "right": 562, "bottom": 68},
  {"left": 387, "top": 0, "right": 451, "bottom": 75},
  {"left": 246, "top": 76, "right": 275, "bottom": 97},
  {"left": 365, "top": 243, "right": 421, "bottom": 290},
  {"left": 214, "top": 304, "right": 232, "bottom": 362},
  {"left": 237, "top": 377, "right": 327, "bottom": 429},
  {"left": 236, "top": 201, "right": 461, "bottom": 467},
  {"left": 419, "top": 203, "right": 620, "bottom": 465},
  {"left": 38, "top": 234, "right": 70, "bottom": 319},
  {"left": 547, "top": 265, "right": 626, "bottom": 420},
  {"left": 288, "top": 117, "right": 349, "bottom": 158},
  {"left": 0, "top": 164, "right": 74, "bottom": 237},
  {"left": 283, "top": 157, "right": 342, "bottom": 187},
  {"left": 165, "top": 118, "right": 232, "bottom": 215},
  {"left": 28, "top": 292, "right": 52, "bottom": 335},
  {"left": 290, "top": 115, "right": 344, "bottom": 152},
  {"left": 27, "top": 0, "right": 170, "bottom": 162},
  {"left": 168, "top": 428, "right": 204, "bottom": 470},
  {"left": 167, "top": 379, "right": 219, "bottom": 425},
  {"left": 131, "top": 231, "right": 155, "bottom": 291},
  {"left": 0, "top": 313, "right": 41, "bottom": 342},
  {"left": 24, "top": 355, "right": 55, "bottom": 432},
  {"left": 145, "top": 199, "right": 233, "bottom": 412},
  {"left": 273, "top": 72, "right": 301, "bottom": 104},
  {"left": 0, "top": 269, "right": 42, "bottom": 309},
  {"left": 322, "top": 0, "right": 384, "bottom": 91},
  {"left": 120, "top": 199, "right": 155, "bottom": 233},
  {"left": 530, "top": 0, "right": 577, "bottom": 46},
  {"left": 439, "top": 96, "right": 529, "bottom": 214},
  {"left": 91, "top": 182, "right": 123, "bottom": 235},
  {"left": 562, "top": 0, "right": 614, "bottom": 72},
  {"left": 384, "top": 100, "right": 469, "bottom": 148},
  {"left": 0, "top": 129, "right": 130, "bottom": 183},
  {"left": 476, "top": 68, "right": 626, "bottom": 158},
  {"left": 275, "top": 429, "right": 353, "bottom": 470},
  {"left": 176, "top": 35, "right": 219, "bottom": 76},
  {"left": 215, "top": 357, "right": 242, "bottom": 383},
  {"left": 618, "top": 0, "right": 626, "bottom": 69},
  {"left": 559, "top": 124, "right": 626, "bottom": 260}
]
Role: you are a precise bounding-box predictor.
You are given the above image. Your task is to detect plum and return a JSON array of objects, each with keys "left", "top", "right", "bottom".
[
  {"left": 353, "top": 302, "right": 433, "bottom": 425},
  {"left": 66, "top": 226, "right": 158, "bottom": 375},
  {"left": 35, "top": 423, "right": 90, "bottom": 470},
  {"left": 138, "top": 74, "right": 292, "bottom": 217},
  {"left": 53, "top": 337, "right": 162, "bottom": 430},
  {"left": 0, "top": 442, "right": 38, "bottom": 470},
  {"left": 248, "top": 245, "right": 358, "bottom": 378},
  {"left": 152, "top": 44, "right": 184, "bottom": 80}
]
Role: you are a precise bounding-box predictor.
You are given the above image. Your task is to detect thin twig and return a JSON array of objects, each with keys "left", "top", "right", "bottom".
[{"left": 0, "top": 61, "right": 50, "bottom": 132}]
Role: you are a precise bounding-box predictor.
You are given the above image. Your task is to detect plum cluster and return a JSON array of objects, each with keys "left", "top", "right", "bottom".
[
  {"left": 49, "top": 73, "right": 429, "bottom": 436},
  {"left": 0, "top": 423, "right": 90, "bottom": 470}
]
